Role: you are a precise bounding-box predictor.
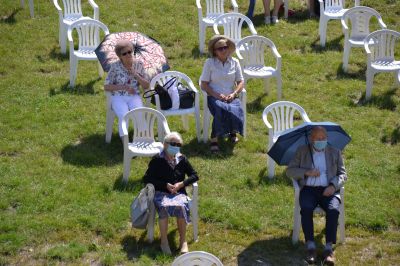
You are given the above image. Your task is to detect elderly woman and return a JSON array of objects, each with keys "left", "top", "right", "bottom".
[
  {"left": 143, "top": 132, "right": 199, "bottom": 255},
  {"left": 200, "top": 35, "right": 245, "bottom": 152},
  {"left": 104, "top": 40, "right": 149, "bottom": 138}
]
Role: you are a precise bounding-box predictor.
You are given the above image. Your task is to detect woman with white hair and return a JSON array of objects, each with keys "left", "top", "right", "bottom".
[{"left": 143, "top": 132, "right": 199, "bottom": 255}]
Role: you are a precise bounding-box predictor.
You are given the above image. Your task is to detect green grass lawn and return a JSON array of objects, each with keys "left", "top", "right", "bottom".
[{"left": 1, "top": 0, "right": 399, "bottom": 265}]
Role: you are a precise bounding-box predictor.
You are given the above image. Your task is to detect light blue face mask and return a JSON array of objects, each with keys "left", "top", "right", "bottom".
[
  {"left": 167, "top": 145, "right": 180, "bottom": 155},
  {"left": 313, "top": 140, "right": 328, "bottom": 151}
]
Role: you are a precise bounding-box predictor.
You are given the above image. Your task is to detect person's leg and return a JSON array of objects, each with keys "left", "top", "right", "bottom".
[
  {"left": 299, "top": 186, "right": 319, "bottom": 244},
  {"left": 127, "top": 94, "right": 143, "bottom": 111},
  {"left": 177, "top": 218, "right": 188, "bottom": 253},
  {"left": 271, "top": 0, "right": 282, "bottom": 23},
  {"left": 263, "top": 0, "right": 271, "bottom": 24},
  {"left": 111, "top": 96, "right": 130, "bottom": 137},
  {"left": 159, "top": 217, "right": 171, "bottom": 254},
  {"left": 308, "top": 0, "right": 316, "bottom": 17},
  {"left": 319, "top": 195, "right": 340, "bottom": 245},
  {"left": 247, "top": 0, "right": 256, "bottom": 19}
]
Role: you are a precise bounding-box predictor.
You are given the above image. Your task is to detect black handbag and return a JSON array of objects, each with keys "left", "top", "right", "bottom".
[
  {"left": 177, "top": 82, "right": 195, "bottom": 109},
  {"left": 143, "top": 77, "right": 177, "bottom": 110}
]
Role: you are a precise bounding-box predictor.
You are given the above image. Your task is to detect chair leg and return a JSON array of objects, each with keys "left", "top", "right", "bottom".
[
  {"left": 98, "top": 62, "right": 104, "bottom": 78},
  {"left": 276, "top": 75, "right": 282, "bottom": 100},
  {"left": 69, "top": 56, "right": 78, "bottom": 87},
  {"left": 394, "top": 70, "right": 400, "bottom": 86},
  {"left": 365, "top": 68, "right": 374, "bottom": 100},
  {"left": 284, "top": 0, "right": 289, "bottom": 19},
  {"left": 292, "top": 196, "right": 301, "bottom": 244},
  {"left": 105, "top": 110, "right": 115, "bottom": 143},
  {"left": 195, "top": 109, "right": 202, "bottom": 143},
  {"left": 191, "top": 200, "right": 199, "bottom": 242},
  {"left": 319, "top": 16, "right": 328, "bottom": 47},
  {"left": 241, "top": 92, "right": 247, "bottom": 138},
  {"left": 147, "top": 202, "right": 156, "bottom": 243},
  {"left": 203, "top": 109, "right": 210, "bottom": 143},
  {"left": 60, "top": 24, "right": 67, "bottom": 54},
  {"left": 28, "top": 0, "right": 34, "bottom": 18},
  {"left": 268, "top": 155, "right": 275, "bottom": 178},
  {"left": 342, "top": 42, "right": 350, "bottom": 72},
  {"left": 199, "top": 24, "right": 206, "bottom": 54},
  {"left": 181, "top": 115, "right": 189, "bottom": 131},
  {"left": 123, "top": 154, "right": 131, "bottom": 183},
  {"left": 338, "top": 202, "right": 345, "bottom": 243}
]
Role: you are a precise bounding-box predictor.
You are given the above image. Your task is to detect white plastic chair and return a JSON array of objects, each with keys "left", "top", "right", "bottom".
[
  {"left": 364, "top": 29, "right": 400, "bottom": 100},
  {"left": 147, "top": 182, "right": 199, "bottom": 243},
  {"left": 53, "top": 0, "right": 99, "bottom": 54},
  {"left": 105, "top": 91, "right": 115, "bottom": 143},
  {"left": 236, "top": 35, "right": 282, "bottom": 99},
  {"left": 262, "top": 101, "right": 311, "bottom": 178},
  {"left": 213, "top": 12, "right": 257, "bottom": 48},
  {"left": 341, "top": 6, "right": 386, "bottom": 72},
  {"left": 197, "top": 0, "right": 238, "bottom": 54},
  {"left": 20, "top": 0, "right": 34, "bottom": 18},
  {"left": 150, "top": 71, "right": 202, "bottom": 142},
  {"left": 318, "top": 0, "right": 360, "bottom": 47},
  {"left": 67, "top": 18, "right": 109, "bottom": 87},
  {"left": 200, "top": 83, "right": 247, "bottom": 143},
  {"left": 292, "top": 179, "right": 345, "bottom": 244},
  {"left": 121, "top": 107, "right": 171, "bottom": 183},
  {"left": 172, "top": 251, "right": 223, "bottom": 266}
]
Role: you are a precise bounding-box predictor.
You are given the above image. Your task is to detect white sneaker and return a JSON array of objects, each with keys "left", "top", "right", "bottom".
[
  {"left": 264, "top": 16, "right": 271, "bottom": 24},
  {"left": 272, "top": 16, "right": 279, "bottom": 24}
]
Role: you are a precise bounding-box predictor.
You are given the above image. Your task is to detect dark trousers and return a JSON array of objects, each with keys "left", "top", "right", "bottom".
[{"left": 300, "top": 186, "right": 340, "bottom": 244}]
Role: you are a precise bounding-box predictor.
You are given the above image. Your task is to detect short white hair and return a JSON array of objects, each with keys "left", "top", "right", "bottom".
[{"left": 164, "top": 131, "right": 183, "bottom": 144}]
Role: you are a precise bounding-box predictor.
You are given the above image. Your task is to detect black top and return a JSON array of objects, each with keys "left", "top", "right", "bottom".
[{"left": 143, "top": 153, "right": 199, "bottom": 194}]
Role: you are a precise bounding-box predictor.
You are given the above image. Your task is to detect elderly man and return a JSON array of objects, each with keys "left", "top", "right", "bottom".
[{"left": 286, "top": 126, "right": 347, "bottom": 265}]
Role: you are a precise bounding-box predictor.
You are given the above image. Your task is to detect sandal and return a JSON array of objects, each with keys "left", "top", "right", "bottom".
[
  {"left": 230, "top": 133, "right": 239, "bottom": 144},
  {"left": 210, "top": 141, "right": 219, "bottom": 152}
]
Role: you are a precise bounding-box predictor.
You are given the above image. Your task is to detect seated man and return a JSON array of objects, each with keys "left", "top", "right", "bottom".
[{"left": 286, "top": 126, "right": 347, "bottom": 265}]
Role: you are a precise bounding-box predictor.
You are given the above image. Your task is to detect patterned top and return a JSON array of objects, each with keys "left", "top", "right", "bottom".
[
  {"left": 200, "top": 57, "right": 243, "bottom": 95},
  {"left": 105, "top": 61, "right": 140, "bottom": 96}
]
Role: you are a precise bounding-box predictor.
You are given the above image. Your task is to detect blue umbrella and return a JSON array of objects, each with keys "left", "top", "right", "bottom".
[{"left": 267, "top": 122, "right": 351, "bottom": 166}]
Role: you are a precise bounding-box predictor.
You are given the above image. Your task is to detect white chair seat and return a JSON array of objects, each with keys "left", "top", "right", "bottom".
[
  {"left": 371, "top": 60, "right": 400, "bottom": 71},
  {"left": 162, "top": 106, "right": 196, "bottom": 116},
  {"left": 244, "top": 65, "right": 277, "bottom": 78},
  {"left": 202, "top": 14, "right": 220, "bottom": 25},
  {"left": 128, "top": 141, "right": 163, "bottom": 155},
  {"left": 64, "top": 15, "right": 89, "bottom": 24},
  {"left": 172, "top": 250, "right": 222, "bottom": 266},
  {"left": 325, "top": 7, "right": 347, "bottom": 17},
  {"left": 73, "top": 49, "right": 98, "bottom": 59}
]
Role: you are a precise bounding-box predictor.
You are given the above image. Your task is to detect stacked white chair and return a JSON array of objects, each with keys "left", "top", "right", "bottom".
[
  {"left": 213, "top": 12, "right": 257, "bottom": 48},
  {"left": 200, "top": 81, "right": 247, "bottom": 142},
  {"left": 172, "top": 251, "right": 222, "bottom": 266},
  {"left": 67, "top": 18, "right": 109, "bottom": 87},
  {"left": 147, "top": 182, "right": 199, "bottom": 243},
  {"left": 121, "top": 107, "right": 171, "bottom": 183},
  {"left": 318, "top": 0, "right": 360, "bottom": 47},
  {"left": 197, "top": 0, "right": 238, "bottom": 54},
  {"left": 20, "top": 0, "right": 34, "bottom": 18},
  {"left": 262, "top": 101, "right": 311, "bottom": 178},
  {"left": 341, "top": 6, "right": 386, "bottom": 72},
  {"left": 364, "top": 29, "right": 400, "bottom": 100},
  {"left": 150, "top": 71, "right": 202, "bottom": 142},
  {"left": 292, "top": 179, "right": 346, "bottom": 244},
  {"left": 236, "top": 35, "right": 282, "bottom": 99},
  {"left": 53, "top": 0, "right": 99, "bottom": 54}
]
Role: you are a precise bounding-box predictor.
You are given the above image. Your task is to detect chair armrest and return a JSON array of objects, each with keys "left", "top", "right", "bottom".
[
  {"left": 248, "top": 24, "right": 257, "bottom": 35},
  {"left": 271, "top": 45, "right": 282, "bottom": 71},
  {"left": 318, "top": 0, "right": 324, "bottom": 13},
  {"left": 53, "top": 0, "right": 63, "bottom": 19},
  {"left": 341, "top": 18, "right": 349, "bottom": 32},
  {"left": 192, "top": 182, "right": 198, "bottom": 200},
  {"left": 213, "top": 23, "right": 221, "bottom": 35},
  {"left": 378, "top": 18, "right": 387, "bottom": 29},
  {"left": 67, "top": 27, "right": 74, "bottom": 55},
  {"left": 235, "top": 48, "right": 244, "bottom": 60},
  {"left": 231, "top": 0, "right": 239, "bottom": 12},
  {"left": 292, "top": 178, "right": 300, "bottom": 199},
  {"left": 88, "top": 0, "right": 99, "bottom": 20}
]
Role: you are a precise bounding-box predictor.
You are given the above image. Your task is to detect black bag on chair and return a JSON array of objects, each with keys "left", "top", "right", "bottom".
[
  {"left": 177, "top": 82, "right": 195, "bottom": 109},
  {"left": 143, "top": 77, "right": 177, "bottom": 110}
]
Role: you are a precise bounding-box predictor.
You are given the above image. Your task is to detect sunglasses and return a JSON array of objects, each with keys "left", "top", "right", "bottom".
[
  {"left": 167, "top": 142, "right": 182, "bottom": 147},
  {"left": 121, "top": 50, "right": 133, "bottom": 56},
  {"left": 214, "top": 46, "right": 229, "bottom": 52}
]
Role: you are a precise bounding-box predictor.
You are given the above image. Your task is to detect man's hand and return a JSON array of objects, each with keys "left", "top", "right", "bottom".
[
  {"left": 305, "top": 169, "right": 320, "bottom": 177},
  {"left": 323, "top": 185, "right": 336, "bottom": 197}
]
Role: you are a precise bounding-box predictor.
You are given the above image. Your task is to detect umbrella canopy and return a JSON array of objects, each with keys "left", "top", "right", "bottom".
[
  {"left": 95, "top": 32, "right": 169, "bottom": 80},
  {"left": 267, "top": 122, "right": 351, "bottom": 166}
]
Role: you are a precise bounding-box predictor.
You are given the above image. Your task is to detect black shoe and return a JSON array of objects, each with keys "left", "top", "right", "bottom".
[
  {"left": 322, "top": 250, "right": 335, "bottom": 266},
  {"left": 305, "top": 249, "right": 317, "bottom": 264}
]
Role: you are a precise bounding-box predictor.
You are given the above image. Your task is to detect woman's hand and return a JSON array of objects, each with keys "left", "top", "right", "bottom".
[
  {"left": 170, "top": 182, "right": 184, "bottom": 194},
  {"left": 225, "top": 93, "right": 236, "bottom": 103},
  {"left": 126, "top": 87, "right": 136, "bottom": 95},
  {"left": 166, "top": 183, "right": 175, "bottom": 193}
]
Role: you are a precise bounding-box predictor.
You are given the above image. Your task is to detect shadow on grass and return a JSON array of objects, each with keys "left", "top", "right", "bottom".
[
  {"left": 0, "top": 9, "right": 20, "bottom": 24},
  {"left": 49, "top": 47, "right": 69, "bottom": 62},
  {"left": 113, "top": 175, "right": 143, "bottom": 193},
  {"left": 182, "top": 136, "right": 235, "bottom": 160},
  {"left": 381, "top": 124, "right": 400, "bottom": 145},
  {"left": 335, "top": 63, "right": 366, "bottom": 81},
  {"left": 310, "top": 35, "right": 343, "bottom": 53},
  {"left": 247, "top": 92, "right": 268, "bottom": 114},
  {"left": 49, "top": 79, "right": 100, "bottom": 96},
  {"left": 257, "top": 167, "right": 292, "bottom": 187},
  {"left": 238, "top": 230, "right": 328, "bottom": 266},
  {"left": 61, "top": 133, "right": 122, "bottom": 167},
  {"left": 349, "top": 88, "right": 399, "bottom": 111}
]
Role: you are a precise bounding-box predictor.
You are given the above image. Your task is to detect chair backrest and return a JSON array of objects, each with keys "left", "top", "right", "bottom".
[
  {"left": 150, "top": 71, "right": 198, "bottom": 93},
  {"left": 364, "top": 29, "right": 400, "bottom": 62},
  {"left": 213, "top": 13, "right": 257, "bottom": 44},
  {"left": 121, "top": 107, "right": 170, "bottom": 142},
  {"left": 323, "top": 0, "right": 344, "bottom": 9},
  {"left": 57, "top": 0, "right": 83, "bottom": 17},
  {"left": 342, "top": 6, "right": 386, "bottom": 39},
  {"left": 68, "top": 18, "right": 109, "bottom": 51},
  {"left": 262, "top": 101, "right": 311, "bottom": 135},
  {"left": 236, "top": 35, "right": 278, "bottom": 67},
  {"left": 172, "top": 251, "right": 223, "bottom": 266}
]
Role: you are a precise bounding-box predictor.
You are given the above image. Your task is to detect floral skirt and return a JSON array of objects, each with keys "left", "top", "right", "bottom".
[{"left": 154, "top": 191, "right": 191, "bottom": 224}]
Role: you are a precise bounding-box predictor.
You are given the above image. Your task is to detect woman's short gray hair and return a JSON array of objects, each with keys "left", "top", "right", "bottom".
[{"left": 164, "top": 131, "right": 183, "bottom": 144}]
